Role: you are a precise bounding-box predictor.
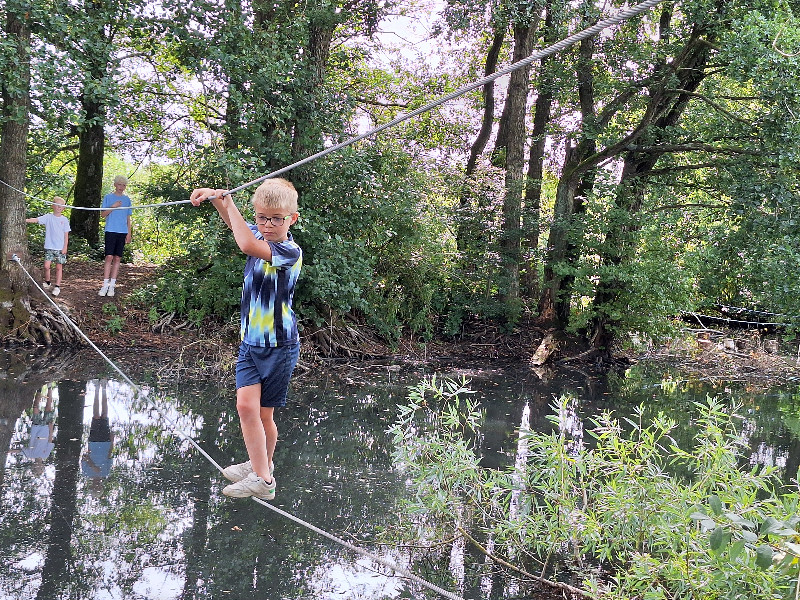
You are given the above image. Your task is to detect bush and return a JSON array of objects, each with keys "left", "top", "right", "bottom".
[{"left": 389, "top": 378, "right": 800, "bottom": 599}]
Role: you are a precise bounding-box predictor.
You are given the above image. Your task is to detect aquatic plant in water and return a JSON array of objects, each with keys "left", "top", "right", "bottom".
[{"left": 389, "top": 377, "right": 800, "bottom": 599}]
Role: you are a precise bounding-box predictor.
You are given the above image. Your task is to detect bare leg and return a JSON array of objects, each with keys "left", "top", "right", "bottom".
[
  {"left": 43, "top": 260, "right": 52, "bottom": 283},
  {"left": 45, "top": 384, "right": 55, "bottom": 439},
  {"left": 32, "top": 388, "right": 43, "bottom": 416},
  {"left": 261, "top": 407, "right": 277, "bottom": 474},
  {"left": 94, "top": 381, "right": 102, "bottom": 418},
  {"left": 103, "top": 255, "right": 114, "bottom": 280},
  {"left": 45, "top": 384, "right": 54, "bottom": 412},
  {"left": 100, "top": 380, "right": 108, "bottom": 418},
  {"left": 109, "top": 256, "right": 122, "bottom": 281},
  {"left": 236, "top": 384, "right": 273, "bottom": 482},
  {"left": 54, "top": 263, "right": 63, "bottom": 287}
]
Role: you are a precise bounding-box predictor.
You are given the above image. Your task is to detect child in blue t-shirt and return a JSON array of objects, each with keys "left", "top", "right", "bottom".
[
  {"left": 98, "top": 175, "right": 133, "bottom": 297},
  {"left": 190, "top": 179, "right": 301, "bottom": 501},
  {"left": 25, "top": 196, "right": 70, "bottom": 297}
]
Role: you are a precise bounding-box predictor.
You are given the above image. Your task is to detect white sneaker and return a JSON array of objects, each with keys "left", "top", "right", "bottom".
[
  {"left": 52, "top": 286, "right": 60, "bottom": 297},
  {"left": 222, "top": 472, "right": 276, "bottom": 500},
  {"left": 222, "top": 460, "right": 273, "bottom": 483},
  {"left": 107, "top": 285, "right": 115, "bottom": 297},
  {"left": 42, "top": 282, "right": 51, "bottom": 289},
  {"left": 98, "top": 283, "right": 110, "bottom": 296},
  {"left": 222, "top": 460, "right": 253, "bottom": 482}
]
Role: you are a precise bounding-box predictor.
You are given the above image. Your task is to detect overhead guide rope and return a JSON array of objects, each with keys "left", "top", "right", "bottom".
[{"left": 2, "top": 0, "right": 665, "bottom": 210}]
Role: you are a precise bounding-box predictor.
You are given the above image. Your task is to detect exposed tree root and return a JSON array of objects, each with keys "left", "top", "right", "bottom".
[
  {"left": 1, "top": 295, "right": 82, "bottom": 346},
  {"left": 304, "top": 314, "right": 392, "bottom": 360}
]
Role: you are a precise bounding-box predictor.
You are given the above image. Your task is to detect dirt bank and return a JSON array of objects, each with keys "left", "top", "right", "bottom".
[{"left": 17, "top": 258, "right": 800, "bottom": 386}]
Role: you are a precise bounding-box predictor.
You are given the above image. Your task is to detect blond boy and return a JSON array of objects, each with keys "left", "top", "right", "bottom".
[
  {"left": 26, "top": 197, "right": 70, "bottom": 296},
  {"left": 190, "top": 179, "right": 301, "bottom": 500},
  {"left": 99, "top": 175, "right": 133, "bottom": 297}
]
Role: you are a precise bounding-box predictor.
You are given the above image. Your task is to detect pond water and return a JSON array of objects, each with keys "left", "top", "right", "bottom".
[{"left": 1, "top": 348, "right": 798, "bottom": 600}]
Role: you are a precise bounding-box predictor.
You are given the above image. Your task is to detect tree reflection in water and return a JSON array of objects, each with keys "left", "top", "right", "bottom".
[{"left": 0, "top": 349, "right": 798, "bottom": 599}]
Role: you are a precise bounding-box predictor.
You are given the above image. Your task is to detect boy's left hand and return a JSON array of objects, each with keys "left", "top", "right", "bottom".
[{"left": 190, "top": 188, "right": 228, "bottom": 207}]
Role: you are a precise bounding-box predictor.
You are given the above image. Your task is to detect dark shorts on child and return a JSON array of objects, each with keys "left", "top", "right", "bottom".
[
  {"left": 235, "top": 342, "right": 300, "bottom": 408},
  {"left": 104, "top": 232, "right": 127, "bottom": 257},
  {"left": 89, "top": 417, "right": 112, "bottom": 442}
]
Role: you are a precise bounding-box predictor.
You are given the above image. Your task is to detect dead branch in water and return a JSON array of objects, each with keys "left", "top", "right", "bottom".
[{"left": 456, "top": 526, "right": 594, "bottom": 599}]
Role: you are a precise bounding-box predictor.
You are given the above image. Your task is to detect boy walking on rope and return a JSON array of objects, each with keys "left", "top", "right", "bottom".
[
  {"left": 25, "top": 196, "right": 70, "bottom": 297},
  {"left": 190, "top": 179, "right": 301, "bottom": 500},
  {"left": 99, "top": 175, "right": 133, "bottom": 297}
]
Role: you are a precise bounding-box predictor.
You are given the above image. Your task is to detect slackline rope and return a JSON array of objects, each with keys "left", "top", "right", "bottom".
[
  {"left": 10, "top": 254, "right": 464, "bottom": 600},
  {"left": 2, "top": 0, "right": 665, "bottom": 211}
]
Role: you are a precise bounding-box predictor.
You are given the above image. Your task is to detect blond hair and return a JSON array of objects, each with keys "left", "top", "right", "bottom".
[
  {"left": 113, "top": 175, "right": 128, "bottom": 185},
  {"left": 52, "top": 196, "right": 66, "bottom": 205},
  {"left": 252, "top": 178, "right": 298, "bottom": 213}
]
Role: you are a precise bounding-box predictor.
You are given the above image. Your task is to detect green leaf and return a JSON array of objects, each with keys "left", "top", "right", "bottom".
[
  {"left": 728, "top": 539, "right": 746, "bottom": 561},
  {"left": 755, "top": 545, "right": 773, "bottom": 569},
  {"left": 741, "top": 530, "right": 758, "bottom": 543},
  {"left": 761, "top": 517, "right": 783, "bottom": 535},
  {"left": 710, "top": 526, "right": 727, "bottom": 551},
  {"left": 709, "top": 494, "right": 723, "bottom": 516}
]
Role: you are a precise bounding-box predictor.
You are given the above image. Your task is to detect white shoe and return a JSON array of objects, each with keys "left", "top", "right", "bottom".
[
  {"left": 222, "top": 460, "right": 273, "bottom": 483},
  {"left": 42, "top": 282, "right": 51, "bottom": 289},
  {"left": 107, "top": 285, "right": 115, "bottom": 297},
  {"left": 99, "top": 283, "right": 110, "bottom": 296},
  {"left": 223, "top": 472, "right": 276, "bottom": 500},
  {"left": 52, "top": 286, "right": 61, "bottom": 297},
  {"left": 222, "top": 460, "right": 253, "bottom": 483}
]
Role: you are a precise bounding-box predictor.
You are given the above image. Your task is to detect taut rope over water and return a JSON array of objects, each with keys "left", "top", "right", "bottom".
[{"left": 10, "top": 254, "right": 463, "bottom": 600}]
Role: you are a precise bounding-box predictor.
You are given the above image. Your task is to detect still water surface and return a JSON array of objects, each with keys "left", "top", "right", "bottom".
[{"left": 1, "top": 348, "right": 798, "bottom": 600}]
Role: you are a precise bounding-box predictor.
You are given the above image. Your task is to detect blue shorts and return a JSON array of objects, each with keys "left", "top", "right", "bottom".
[
  {"left": 235, "top": 342, "right": 299, "bottom": 407},
  {"left": 104, "top": 231, "right": 127, "bottom": 257}
]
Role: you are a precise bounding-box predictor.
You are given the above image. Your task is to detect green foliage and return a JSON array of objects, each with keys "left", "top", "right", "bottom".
[
  {"left": 292, "top": 144, "right": 455, "bottom": 341},
  {"left": 390, "top": 377, "right": 800, "bottom": 599},
  {"left": 102, "top": 303, "right": 126, "bottom": 335}
]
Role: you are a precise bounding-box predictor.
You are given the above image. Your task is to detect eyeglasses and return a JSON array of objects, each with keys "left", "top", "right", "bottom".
[{"left": 255, "top": 215, "right": 292, "bottom": 226}]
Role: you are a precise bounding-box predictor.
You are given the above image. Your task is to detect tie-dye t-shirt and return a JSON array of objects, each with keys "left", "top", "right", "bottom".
[{"left": 240, "top": 225, "right": 302, "bottom": 347}]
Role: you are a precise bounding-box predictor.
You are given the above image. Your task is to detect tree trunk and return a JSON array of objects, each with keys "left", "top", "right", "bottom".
[
  {"left": 455, "top": 28, "right": 505, "bottom": 256},
  {"left": 69, "top": 0, "right": 114, "bottom": 246},
  {"left": 0, "top": 6, "right": 32, "bottom": 293},
  {"left": 36, "top": 381, "right": 84, "bottom": 600},
  {"left": 538, "top": 31, "right": 598, "bottom": 327},
  {"left": 521, "top": 6, "right": 556, "bottom": 300},
  {"left": 538, "top": 148, "right": 581, "bottom": 326},
  {"left": 70, "top": 87, "right": 106, "bottom": 246},
  {"left": 464, "top": 29, "right": 505, "bottom": 180},
  {"left": 589, "top": 23, "right": 712, "bottom": 351},
  {"left": 291, "top": 20, "right": 335, "bottom": 164},
  {"left": 499, "top": 20, "right": 538, "bottom": 308}
]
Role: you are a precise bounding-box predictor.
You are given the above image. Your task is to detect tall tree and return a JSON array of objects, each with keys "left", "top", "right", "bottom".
[
  {"left": 0, "top": 0, "right": 32, "bottom": 292},
  {"left": 521, "top": 3, "right": 560, "bottom": 300},
  {"left": 495, "top": 6, "right": 540, "bottom": 311},
  {"left": 67, "top": 0, "right": 126, "bottom": 245}
]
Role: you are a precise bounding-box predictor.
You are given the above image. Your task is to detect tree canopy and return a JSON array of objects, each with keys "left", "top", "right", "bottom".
[{"left": 2, "top": 0, "right": 800, "bottom": 352}]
